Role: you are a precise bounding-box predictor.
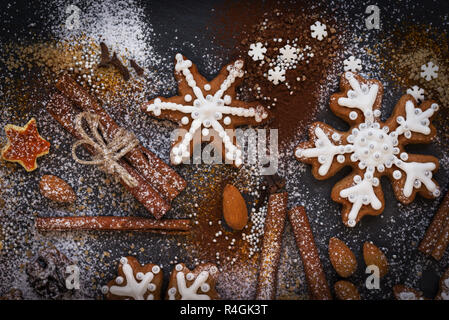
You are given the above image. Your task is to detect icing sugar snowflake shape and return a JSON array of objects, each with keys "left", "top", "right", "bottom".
[
  {"left": 295, "top": 72, "right": 440, "bottom": 227},
  {"left": 267, "top": 66, "right": 286, "bottom": 85},
  {"left": 310, "top": 21, "right": 328, "bottom": 41},
  {"left": 407, "top": 85, "right": 425, "bottom": 103},
  {"left": 248, "top": 42, "right": 267, "bottom": 61},
  {"left": 141, "top": 54, "right": 270, "bottom": 167},
  {"left": 343, "top": 56, "right": 362, "bottom": 72},
  {"left": 421, "top": 61, "right": 439, "bottom": 81},
  {"left": 279, "top": 44, "right": 298, "bottom": 63},
  {"left": 102, "top": 256, "right": 163, "bottom": 300}
]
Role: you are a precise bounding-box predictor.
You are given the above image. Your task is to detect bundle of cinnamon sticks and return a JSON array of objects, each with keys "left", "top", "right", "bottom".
[{"left": 46, "top": 74, "right": 186, "bottom": 219}]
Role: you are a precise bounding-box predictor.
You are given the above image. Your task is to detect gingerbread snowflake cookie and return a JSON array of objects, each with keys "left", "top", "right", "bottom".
[
  {"left": 141, "top": 54, "right": 270, "bottom": 167},
  {"left": 166, "top": 263, "right": 219, "bottom": 300},
  {"left": 295, "top": 72, "right": 440, "bottom": 227},
  {"left": 102, "top": 256, "right": 163, "bottom": 300}
]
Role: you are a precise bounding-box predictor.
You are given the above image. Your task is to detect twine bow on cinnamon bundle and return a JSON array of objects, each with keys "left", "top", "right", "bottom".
[{"left": 72, "top": 112, "right": 139, "bottom": 187}]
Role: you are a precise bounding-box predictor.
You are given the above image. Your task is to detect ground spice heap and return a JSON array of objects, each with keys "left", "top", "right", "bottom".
[
  {"left": 212, "top": 1, "right": 343, "bottom": 146},
  {"left": 374, "top": 24, "right": 449, "bottom": 111}
]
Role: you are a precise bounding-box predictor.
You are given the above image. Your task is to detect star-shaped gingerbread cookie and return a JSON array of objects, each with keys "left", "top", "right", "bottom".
[
  {"left": 1, "top": 118, "right": 50, "bottom": 172},
  {"left": 141, "top": 54, "right": 270, "bottom": 167}
]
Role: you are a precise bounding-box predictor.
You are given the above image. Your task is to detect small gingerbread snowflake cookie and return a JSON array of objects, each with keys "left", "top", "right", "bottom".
[
  {"left": 166, "top": 263, "right": 220, "bottom": 300},
  {"left": 295, "top": 72, "right": 440, "bottom": 227},
  {"left": 102, "top": 256, "right": 163, "bottom": 300},
  {"left": 141, "top": 54, "right": 270, "bottom": 167}
]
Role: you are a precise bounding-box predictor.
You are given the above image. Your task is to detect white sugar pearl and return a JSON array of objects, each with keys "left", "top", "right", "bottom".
[
  {"left": 152, "top": 266, "right": 160, "bottom": 274},
  {"left": 136, "top": 272, "right": 144, "bottom": 280},
  {"left": 175, "top": 264, "right": 183, "bottom": 271},
  {"left": 186, "top": 273, "right": 195, "bottom": 281},
  {"left": 201, "top": 283, "right": 210, "bottom": 292},
  {"left": 337, "top": 155, "right": 345, "bottom": 163},
  {"left": 295, "top": 149, "right": 302, "bottom": 157},
  {"left": 202, "top": 128, "right": 210, "bottom": 136},
  {"left": 223, "top": 117, "right": 231, "bottom": 125},
  {"left": 393, "top": 170, "right": 402, "bottom": 180},
  {"left": 148, "top": 283, "right": 156, "bottom": 292},
  {"left": 115, "top": 276, "right": 124, "bottom": 285},
  {"left": 400, "top": 152, "right": 408, "bottom": 161},
  {"left": 184, "top": 94, "right": 192, "bottom": 102},
  {"left": 204, "top": 84, "right": 211, "bottom": 91},
  {"left": 349, "top": 111, "right": 358, "bottom": 120},
  {"left": 348, "top": 219, "right": 356, "bottom": 227},
  {"left": 181, "top": 116, "right": 189, "bottom": 125},
  {"left": 120, "top": 257, "right": 128, "bottom": 265},
  {"left": 101, "top": 286, "right": 109, "bottom": 294}
]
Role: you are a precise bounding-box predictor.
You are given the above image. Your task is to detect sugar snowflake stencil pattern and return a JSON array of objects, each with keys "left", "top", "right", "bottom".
[
  {"left": 141, "top": 54, "right": 270, "bottom": 167},
  {"left": 343, "top": 56, "right": 362, "bottom": 72},
  {"left": 407, "top": 86, "right": 425, "bottom": 103},
  {"left": 310, "top": 21, "right": 328, "bottom": 41},
  {"left": 267, "top": 66, "right": 286, "bottom": 85},
  {"left": 295, "top": 72, "right": 440, "bottom": 227},
  {"left": 248, "top": 42, "right": 267, "bottom": 61},
  {"left": 420, "top": 61, "right": 438, "bottom": 81}
]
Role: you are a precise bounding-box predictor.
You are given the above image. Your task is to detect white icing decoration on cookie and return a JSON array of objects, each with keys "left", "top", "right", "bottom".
[
  {"left": 108, "top": 258, "right": 157, "bottom": 300},
  {"left": 175, "top": 271, "right": 211, "bottom": 300},
  {"left": 339, "top": 172, "right": 382, "bottom": 227},
  {"left": 399, "top": 291, "right": 417, "bottom": 300},
  {"left": 337, "top": 72, "right": 379, "bottom": 123},
  {"left": 297, "top": 74, "right": 440, "bottom": 227},
  {"left": 145, "top": 54, "right": 268, "bottom": 166}
]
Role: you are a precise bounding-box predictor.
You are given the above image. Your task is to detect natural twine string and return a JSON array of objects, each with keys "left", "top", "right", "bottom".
[{"left": 71, "top": 112, "right": 139, "bottom": 188}]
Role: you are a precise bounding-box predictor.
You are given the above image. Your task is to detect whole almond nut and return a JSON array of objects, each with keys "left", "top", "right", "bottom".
[
  {"left": 39, "top": 175, "right": 76, "bottom": 204},
  {"left": 329, "top": 237, "right": 357, "bottom": 278},
  {"left": 334, "top": 280, "right": 360, "bottom": 300},
  {"left": 222, "top": 184, "right": 248, "bottom": 231},
  {"left": 363, "top": 242, "right": 389, "bottom": 278}
]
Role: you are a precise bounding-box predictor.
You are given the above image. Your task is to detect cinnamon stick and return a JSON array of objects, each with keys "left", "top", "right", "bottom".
[
  {"left": 255, "top": 192, "right": 288, "bottom": 300},
  {"left": 36, "top": 216, "right": 191, "bottom": 234},
  {"left": 288, "top": 206, "right": 332, "bottom": 300},
  {"left": 419, "top": 190, "right": 449, "bottom": 256},
  {"left": 46, "top": 93, "right": 170, "bottom": 219},
  {"left": 55, "top": 74, "right": 186, "bottom": 202},
  {"left": 431, "top": 213, "right": 449, "bottom": 260}
]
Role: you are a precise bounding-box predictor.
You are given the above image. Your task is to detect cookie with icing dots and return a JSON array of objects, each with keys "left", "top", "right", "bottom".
[
  {"left": 166, "top": 263, "right": 220, "bottom": 300},
  {"left": 295, "top": 72, "right": 440, "bottom": 227},
  {"left": 141, "top": 54, "right": 270, "bottom": 167},
  {"left": 102, "top": 256, "right": 163, "bottom": 300}
]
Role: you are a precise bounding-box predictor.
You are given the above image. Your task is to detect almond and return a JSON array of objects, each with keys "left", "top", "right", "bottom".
[
  {"left": 39, "top": 175, "right": 76, "bottom": 204},
  {"left": 222, "top": 184, "right": 248, "bottom": 231},
  {"left": 329, "top": 237, "right": 357, "bottom": 278},
  {"left": 363, "top": 242, "right": 389, "bottom": 278},
  {"left": 334, "top": 280, "right": 361, "bottom": 300}
]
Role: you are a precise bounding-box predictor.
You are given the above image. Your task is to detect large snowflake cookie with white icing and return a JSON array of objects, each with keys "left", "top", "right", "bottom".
[
  {"left": 295, "top": 72, "right": 441, "bottom": 227},
  {"left": 102, "top": 256, "right": 163, "bottom": 300},
  {"left": 166, "top": 262, "right": 219, "bottom": 300},
  {"left": 141, "top": 54, "right": 270, "bottom": 167}
]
